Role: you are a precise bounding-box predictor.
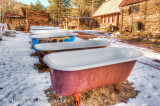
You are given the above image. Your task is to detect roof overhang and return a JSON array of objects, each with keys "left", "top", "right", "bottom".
[{"left": 92, "top": 12, "right": 120, "bottom": 17}]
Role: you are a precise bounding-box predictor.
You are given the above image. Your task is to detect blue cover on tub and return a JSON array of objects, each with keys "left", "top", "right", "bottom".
[
  {"left": 32, "top": 38, "right": 39, "bottom": 51},
  {"left": 63, "top": 36, "right": 76, "bottom": 42}
]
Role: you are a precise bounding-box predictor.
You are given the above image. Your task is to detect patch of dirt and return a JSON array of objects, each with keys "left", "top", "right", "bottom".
[
  {"left": 74, "top": 32, "right": 100, "bottom": 40},
  {"left": 45, "top": 80, "right": 138, "bottom": 106},
  {"left": 30, "top": 52, "right": 38, "bottom": 56},
  {"left": 153, "top": 59, "right": 160, "bottom": 63},
  {"left": 34, "top": 64, "right": 50, "bottom": 73},
  {"left": 138, "top": 61, "right": 160, "bottom": 70},
  {"left": 119, "top": 40, "right": 160, "bottom": 53}
]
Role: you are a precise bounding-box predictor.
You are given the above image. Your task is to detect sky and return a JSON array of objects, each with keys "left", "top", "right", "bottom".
[{"left": 15, "top": 0, "right": 50, "bottom": 7}]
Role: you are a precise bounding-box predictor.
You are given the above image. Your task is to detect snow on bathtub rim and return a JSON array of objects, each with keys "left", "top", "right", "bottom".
[{"left": 43, "top": 47, "right": 143, "bottom": 71}]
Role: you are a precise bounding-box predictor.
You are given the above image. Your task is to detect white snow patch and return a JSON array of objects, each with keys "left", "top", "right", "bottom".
[{"left": 0, "top": 32, "right": 50, "bottom": 106}]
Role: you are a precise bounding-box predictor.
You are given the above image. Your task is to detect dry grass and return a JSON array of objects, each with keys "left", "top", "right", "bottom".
[
  {"left": 74, "top": 32, "right": 100, "bottom": 40},
  {"left": 116, "top": 31, "right": 160, "bottom": 53},
  {"left": 34, "top": 64, "right": 50, "bottom": 73},
  {"left": 30, "top": 52, "right": 38, "bottom": 57},
  {"left": 45, "top": 80, "right": 138, "bottom": 106}
]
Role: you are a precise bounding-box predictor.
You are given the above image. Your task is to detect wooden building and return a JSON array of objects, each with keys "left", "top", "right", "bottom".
[
  {"left": 5, "top": 8, "right": 50, "bottom": 32},
  {"left": 92, "top": 0, "right": 123, "bottom": 30},
  {"left": 4, "top": 12, "right": 25, "bottom": 31},
  {"left": 22, "top": 8, "right": 50, "bottom": 32},
  {"left": 119, "top": 0, "right": 160, "bottom": 35},
  {"left": 63, "top": 16, "right": 97, "bottom": 30}
]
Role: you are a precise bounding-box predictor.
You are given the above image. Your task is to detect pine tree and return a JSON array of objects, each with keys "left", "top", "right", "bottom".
[
  {"left": 70, "top": 0, "right": 105, "bottom": 17},
  {"left": 48, "top": 0, "right": 70, "bottom": 19},
  {"left": 33, "top": 0, "right": 47, "bottom": 12}
]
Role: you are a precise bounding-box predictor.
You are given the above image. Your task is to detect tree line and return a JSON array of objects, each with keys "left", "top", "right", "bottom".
[{"left": 0, "top": 0, "right": 105, "bottom": 23}]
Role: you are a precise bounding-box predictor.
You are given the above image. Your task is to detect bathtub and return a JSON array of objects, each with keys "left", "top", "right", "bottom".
[
  {"left": 30, "top": 26, "right": 60, "bottom": 30},
  {"left": 30, "top": 29, "right": 71, "bottom": 35},
  {"left": 36, "top": 40, "right": 108, "bottom": 67},
  {"left": 30, "top": 32, "right": 78, "bottom": 51},
  {"left": 43, "top": 47, "right": 142, "bottom": 105}
]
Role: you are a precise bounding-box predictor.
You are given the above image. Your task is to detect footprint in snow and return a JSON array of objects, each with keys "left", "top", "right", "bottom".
[
  {"left": 154, "top": 93, "right": 160, "bottom": 97},
  {"left": 139, "top": 84, "right": 145, "bottom": 88},
  {"left": 152, "top": 85, "right": 159, "bottom": 90},
  {"left": 142, "top": 104, "right": 152, "bottom": 106},
  {"left": 144, "top": 95, "right": 151, "bottom": 99}
]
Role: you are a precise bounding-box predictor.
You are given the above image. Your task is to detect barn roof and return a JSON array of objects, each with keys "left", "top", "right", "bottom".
[
  {"left": 93, "top": 0, "right": 122, "bottom": 17},
  {"left": 4, "top": 12, "right": 24, "bottom": 18},
  {"left": 119, "top": 0, "right": 147, "bottom": 7}
]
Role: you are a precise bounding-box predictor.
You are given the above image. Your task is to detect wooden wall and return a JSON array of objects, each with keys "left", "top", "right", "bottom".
[
  {"left": 25, "top": 9, "right": 49, "bottom": 32},
  {"left": 98, "top": 13, "right": 121, "bottom": 29},
  {"left": 5, "top": 17, "right": 25, "bottom": 30}
]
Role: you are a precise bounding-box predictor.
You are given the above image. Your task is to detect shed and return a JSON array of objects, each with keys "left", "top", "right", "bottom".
[
  {"left": 4, "top": 8, "right": 50, "bottom": 32},
  {"left": 4, "top": 12, "right": 25, "bottom": 30},
  {"left": 63, "top": 16, "right": 97, "bottom": 30}
]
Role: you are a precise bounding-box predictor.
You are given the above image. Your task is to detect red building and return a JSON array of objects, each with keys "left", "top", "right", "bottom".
[{"left": 92, "top": 0, "right": 123, "bottom": 30}]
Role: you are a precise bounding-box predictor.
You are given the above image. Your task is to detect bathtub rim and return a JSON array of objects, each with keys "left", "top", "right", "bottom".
[
  {"left": 30, "top": 33, "right": 78, "bottom": 39},
  {"left": 35, "top": 40, "right": 109, "bottom": 51},
  {"left": 43, "top": 47, "right": 143, "bottom": 71}
]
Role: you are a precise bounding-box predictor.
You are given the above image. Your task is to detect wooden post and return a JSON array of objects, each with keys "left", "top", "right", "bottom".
[
  {"left": 66, "top": 18, "right": 68, "bottom": 29},
  {"left": 25, "top": 9, "right": 29, "bottom": 32},
  {"left": 78, "top": 17, "right": 80, "bottom": 30},
  {"left": 120, "top": 8, "right": 123, "bottom": 31},
  {"left": 117, "top": 14, "right": 119, "bottom": 29}
]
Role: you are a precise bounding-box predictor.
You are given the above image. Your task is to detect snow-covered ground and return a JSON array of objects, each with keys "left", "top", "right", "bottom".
[
  {"left": 0, "top": 32, "right": 51, "bottom": 106},
  {"left": 0, "top": 31, "right": 160, "bottom": 106}
]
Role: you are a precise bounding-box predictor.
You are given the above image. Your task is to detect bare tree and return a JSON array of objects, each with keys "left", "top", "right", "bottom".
[{"left": 0, "top": 0, "right": 16, "bottom": 23}]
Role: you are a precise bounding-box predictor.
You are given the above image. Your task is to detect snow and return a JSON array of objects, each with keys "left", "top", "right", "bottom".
[
  {"left": 0, "top": 31, "right": 159, "bottom": 106},
  {"left": 30, "top": 29, "right": 73, "bottom": 35},
  {"left": 30, "top": 26, "right": 60, "bottom": 30},
  {"left": 30, "top": 32, "right": 78, "bottom": 38},
  {"left": 0, "top": 32, "right": 50, "bottom": 106},
  {"left": 43, "top": 47, "right": 142, "bottom": 71},
  {"left": 35, "top": 40, "right": 109, "bottom": 51}
]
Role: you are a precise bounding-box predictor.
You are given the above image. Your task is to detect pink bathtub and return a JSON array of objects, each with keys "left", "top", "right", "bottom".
[{"left": 43, "top": 47, "right": 142, "bottom": 106}]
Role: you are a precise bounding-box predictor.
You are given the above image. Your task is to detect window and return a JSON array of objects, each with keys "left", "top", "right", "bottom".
[
  {"left": 106, "top": 17, "right": 108, "bottom": 23},
  {"left": 102, "top": 17, "right": 105, "bottom": 23},
  {"left": 129, "top": 5, "right": 139, "bottom": 15},
  {"left": 113, "top": 16, "right": 117, "bottom": 23},
  {"left": 110, "top": 17, "right": 112, "bottom": 23},
  {"left": 135, "top": 6, "right": 139, "bottom": 12}
]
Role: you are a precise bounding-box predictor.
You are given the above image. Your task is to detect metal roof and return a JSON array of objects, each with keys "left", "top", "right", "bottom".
[{"left": 93, "top": 0, "right": 122, "bottom": 17}]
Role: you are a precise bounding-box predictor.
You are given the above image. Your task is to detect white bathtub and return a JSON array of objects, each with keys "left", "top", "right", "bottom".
[
  {"left": 35, "top": 40, "right": 109, "bottom": 51},
  {"left": 30, "top": 32, "right": 78, "bottom": 39},
  {"left": 30, "top": 26, "right": 60, "bottom": 30},
  {"left": 43, "top": 47, "right": 142, "bottom": 71}
]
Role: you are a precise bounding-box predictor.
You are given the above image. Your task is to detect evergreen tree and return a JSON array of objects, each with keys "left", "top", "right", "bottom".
[
  {"left": 71, "top": 0, "right": 105, "bottom": 17},
  {"left": 33, "top": 0, "right": 47, "bottom": 12},
  {"left": 48, "top": 0, "right": 70, "bottom": 19}
]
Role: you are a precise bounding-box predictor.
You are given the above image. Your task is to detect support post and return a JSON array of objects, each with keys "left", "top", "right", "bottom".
[
  {"left": 73, "top": 93, "right": 81, "bottom": 106},
  {"left": 114, "top": 82, "right": 121, "bottom": 94}
]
